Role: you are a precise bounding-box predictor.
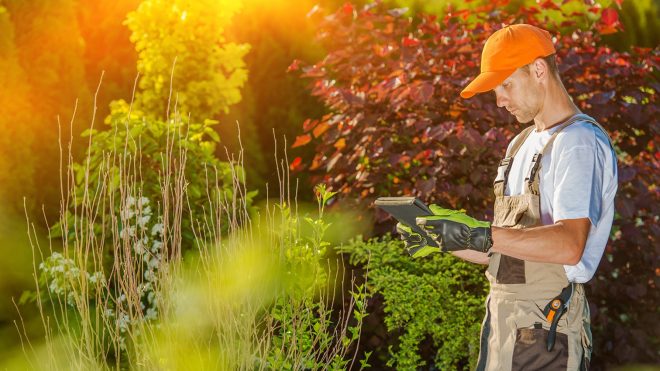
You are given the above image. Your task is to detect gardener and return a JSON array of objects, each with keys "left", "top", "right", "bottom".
[{"left": 397, "top": 24, "right": 617, "bottom": 370}]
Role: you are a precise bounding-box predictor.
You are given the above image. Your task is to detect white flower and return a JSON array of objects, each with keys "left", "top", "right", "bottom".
[
  {"left": 144, "top": 307, "right": 158, "bottom": 321},
  {"left": 134, "top": 240, "right": 146, "bottom": 255},
  {"left": 137, "top": 214, "right": 151, "bottom": 228},
  {"left": 137, "top": 197, "right": 149, "bottom": 208},
  {"left": 66, "top": 292, "right": 78, "bottom": 307},
  {"left": 117, "top": 312, "right": 130, "bottom": 332},
  {"left": 144, "top": 270, "right": 156, "bottom": 282},
  {"left": 138, "top": 282, "right": 153, "bottom": 294},
  {"left": 126, "top": 196, "right": 136, "bottom": 208},
  {"left": 151, "top": 223, "right": 164, "bottom": 237},
  {"left": 120, "top": 226, "right": 136, "bottom": 239},
  {"left": 49, "top": 280, "right": 62, "bottom": 295},
  {"left": 147, "top": 257, "right": 160, "bottom": 269},
  {"left": 120, "top": 208, "right": 135, "bottom": 220},
  {"left": 88, "top": 271, "right": 105, "bottom": 285},
  {"left": 151, "top": 240, "right": 163, "bottom": 252}
]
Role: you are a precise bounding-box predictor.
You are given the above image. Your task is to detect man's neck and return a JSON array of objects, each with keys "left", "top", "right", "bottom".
[{"left": 533, "top": 80, "right": 581, "bottom": 131}]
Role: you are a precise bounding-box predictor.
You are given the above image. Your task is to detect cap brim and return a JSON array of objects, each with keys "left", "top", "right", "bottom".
[{"left": 460, "top": 69, "right": 516, "bottom": 99}]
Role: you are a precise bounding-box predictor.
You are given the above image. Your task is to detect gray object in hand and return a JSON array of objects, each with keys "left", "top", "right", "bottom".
[{"left": 374, "top": 197, "right": 439, "bottom": 247}]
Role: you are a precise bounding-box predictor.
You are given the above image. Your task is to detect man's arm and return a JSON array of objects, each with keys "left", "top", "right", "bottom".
[
  {"left": 491, "top": 218, "right": 591, "bottom": 265},
  {"left": 451, "top": 250, "right": 490, "bottom": 265}
]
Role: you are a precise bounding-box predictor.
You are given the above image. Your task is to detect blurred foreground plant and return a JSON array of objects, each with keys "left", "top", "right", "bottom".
[{"left": 18, "top": 103, "right": 369, "bottom": 369}]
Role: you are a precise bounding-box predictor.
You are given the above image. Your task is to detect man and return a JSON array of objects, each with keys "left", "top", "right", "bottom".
[{"left": 397, "top": 24, "right": 617, "bottom": 370}]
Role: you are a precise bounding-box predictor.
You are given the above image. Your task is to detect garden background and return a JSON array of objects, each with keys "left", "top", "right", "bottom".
[{"left": 0, "top": 0, "right": 657, "bottom": 369}]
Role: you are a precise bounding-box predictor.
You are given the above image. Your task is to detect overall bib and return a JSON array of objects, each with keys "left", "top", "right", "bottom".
[{"left": 476, "top": 114, "right": 610, "bottom": 370}]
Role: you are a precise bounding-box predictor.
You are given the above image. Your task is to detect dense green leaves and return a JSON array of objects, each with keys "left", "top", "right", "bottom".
[
  {"left": 126, "top": 0, "right": 249, "bottom": 121},
  {"left": 339, "top": 235, "right": 487, "bottom": 369}
]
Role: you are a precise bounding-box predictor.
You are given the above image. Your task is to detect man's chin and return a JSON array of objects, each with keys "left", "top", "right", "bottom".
[{"left": 513, "top": 114, "right": 532, "bottom": 124}]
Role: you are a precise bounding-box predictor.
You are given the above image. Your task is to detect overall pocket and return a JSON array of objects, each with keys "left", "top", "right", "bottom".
[
  {"left": 493, "top": 197, "right": 529, "bottom": 227},
  {"left": 512, "top": 326, "right": 568, "bottom": 371}
]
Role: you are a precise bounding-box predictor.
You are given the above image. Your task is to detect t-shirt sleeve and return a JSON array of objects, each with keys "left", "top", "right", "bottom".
[{"left": 552, "top": 144, "right": 604, "bottom": 227}]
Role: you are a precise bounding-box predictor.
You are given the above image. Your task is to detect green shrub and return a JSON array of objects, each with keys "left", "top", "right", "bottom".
[
  {"left": 125, "top": 0, "right": 249, "bottom": 121},
  {"left": 339, "top": 235, "right": 488, "bottom": 370}
]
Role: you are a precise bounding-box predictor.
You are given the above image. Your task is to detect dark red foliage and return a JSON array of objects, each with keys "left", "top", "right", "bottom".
[{"left": 291, "top": 2, "right": 659, "bottom": 368}]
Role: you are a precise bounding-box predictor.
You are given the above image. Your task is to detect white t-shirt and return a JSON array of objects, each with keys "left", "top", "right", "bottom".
[{"left": 504, "top": 118, "right": 618, "bottom": 283}]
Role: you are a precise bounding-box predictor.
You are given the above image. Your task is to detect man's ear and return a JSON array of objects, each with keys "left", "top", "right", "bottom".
[{"left": 532, "top": 58, "right": 547, "bottom": 82}]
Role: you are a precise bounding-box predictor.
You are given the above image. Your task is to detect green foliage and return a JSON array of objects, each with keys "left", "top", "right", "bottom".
[
  {"left": 125, "top": 0, "right": 250, "bottom": 121},
  {"left": 266, "top": 184, "right": 370, "bottom": 370},
  {"left": 56, "top": 98, "right": 255, "bottom": 247},
  {"left": 32, "top": 252, "right": 106, "bottom": 308},
  {"left": 339, "top": 235, "right": 488, "bottom": 370}
]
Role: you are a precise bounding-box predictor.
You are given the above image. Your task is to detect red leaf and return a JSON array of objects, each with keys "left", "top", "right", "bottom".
[
  {"left": 411, "top": 82, "right": 434, "bottom": 104},
  {"left": 613, "top": 57, "right": 630, "bottom": 67},
  {"left": 452, "top": 9, "right": 470, "bottom": 20},
  {"left": 287, "top": 59, "right": 300, "bottom": 73},
  {"left": 302, "top": 118, "right": 318, "bottom": 133},
  {"left": 342, "top": 3, "right": 353, "bottom": 15},
  {"left": 457, "top": 44, "right": 473, "bottom": 53},
  {"left": 289, "top": 157, "right": 303, "bottom": 171},
  {"left": 292, "top": 134, "right": 312, "bottom": 148},
  {"left": 596, "top": 9, "right": 622, "bottom": 35},
  {"left": 539, "top": 0, "right": 560, "bottom": 10},
  {"left": 601, "top": 8, "right": 619, "bottom": 27},
  {"left": 312, "top": 122, "right": 330, "bottom": 138},
  {"left": 402, "top": 37, "right": 420, "bottom": 47},
  {"left": 309, "top": 154, "right": 323, "bottom": 171}
]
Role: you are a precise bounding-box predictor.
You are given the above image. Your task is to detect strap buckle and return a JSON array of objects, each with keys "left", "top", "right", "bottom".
[
  {"left": 494, "top": 157, "right": 512, "bottom": 185},
  {"left": 525, "top": 153, "right": 543, "bottom": 183}
]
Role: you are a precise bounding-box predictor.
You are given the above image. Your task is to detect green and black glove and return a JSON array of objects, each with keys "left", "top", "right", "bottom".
[
  {"left": 415, "top": 204, "right": 493, "bottom": 253},
  {"left": 395, "top": 222, "right": 438, "bottom": 258}
]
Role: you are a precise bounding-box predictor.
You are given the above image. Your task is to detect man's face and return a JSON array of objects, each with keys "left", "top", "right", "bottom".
[{"left": 492, "top": 65, "right": 543, "bottom": 123}]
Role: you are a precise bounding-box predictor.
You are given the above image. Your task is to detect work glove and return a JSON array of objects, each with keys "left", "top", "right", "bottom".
[
  {"left": 415, "top": 204, "right": 493, "bottom": 253},
  {"left": 395, "top": 222, "right": 438, "bottom": 258}
]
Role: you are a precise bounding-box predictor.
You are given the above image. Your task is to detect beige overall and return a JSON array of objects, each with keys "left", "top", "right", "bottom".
[{"left": 477, "top": 114, "right": 611, "bottom": 371}]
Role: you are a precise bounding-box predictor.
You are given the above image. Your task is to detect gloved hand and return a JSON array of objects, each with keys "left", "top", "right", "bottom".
[
  {"left": 415, "top": 204, "right": 493, "bottom": 253},
  {"left": 395, "top": 222, "right": 438, "bottom": 258}
]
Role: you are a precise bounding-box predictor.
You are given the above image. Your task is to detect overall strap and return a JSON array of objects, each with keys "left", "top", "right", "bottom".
[
  {"left": 525, "top": 113, "right": 609, "bottom": 195},
  {"left": 493, "top": 125, "right": 535, "bottom": 197}
]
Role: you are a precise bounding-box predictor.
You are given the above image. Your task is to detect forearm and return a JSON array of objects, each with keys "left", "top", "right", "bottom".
[
  {"left": 451, "top": 250, "right": 490, "bottom": 265},
  {"left": 490, "top": 218, "right": 590, "bottom": 265}
]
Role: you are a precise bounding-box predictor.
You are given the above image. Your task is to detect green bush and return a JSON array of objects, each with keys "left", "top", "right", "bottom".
[
  {"left": 125, "top": 0, "right": 249, "bottom": 121},
  {"left": 339, "top": 235, "right": 488, "bottom": 370},
  {"left": 53, "top": 99, "right": 255, "bottom": 247}
]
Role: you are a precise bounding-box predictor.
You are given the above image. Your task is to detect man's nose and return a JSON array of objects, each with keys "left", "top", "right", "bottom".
[{"left": 495, "top": 93, "right": 507, "bottom": 108}]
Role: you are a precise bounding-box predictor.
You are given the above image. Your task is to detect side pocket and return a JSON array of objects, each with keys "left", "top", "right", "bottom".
[
  {"left": 580, "top": 311, "right": 592, "bottom": 370},
  {"left": 512, "top": 328, "right": 568, "bottom": 371}
]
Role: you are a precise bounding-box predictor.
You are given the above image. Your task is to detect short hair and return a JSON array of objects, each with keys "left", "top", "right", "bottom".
[
  {"left": 543, "top": 54, "right": 559, "bottom": 77},
  {"left": 523, "top": 54, "right": 559, "bottom": 79}
]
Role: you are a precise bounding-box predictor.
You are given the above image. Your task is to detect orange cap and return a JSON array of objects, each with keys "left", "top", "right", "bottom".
[{"left": 460, "top": 24, "right": 556, "bottom": 99}]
